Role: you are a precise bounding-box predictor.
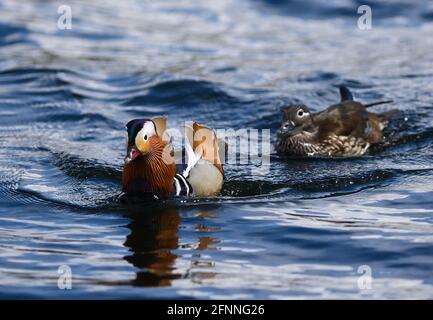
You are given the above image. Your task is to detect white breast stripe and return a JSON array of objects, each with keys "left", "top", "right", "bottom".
[
  {"left": 174, "top": 177, "right": 181, "bottom": 196},
  {"left": 176, "top": 173, "right": 191, "bottom": 196},
  {"left": 180, "top": 175, "right": 190, "bottom": 195},
  {"left": 184, "top": 179, "right": 190, "bottom": 195}
]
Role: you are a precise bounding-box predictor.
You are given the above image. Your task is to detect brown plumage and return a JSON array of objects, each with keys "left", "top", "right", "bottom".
[
  {"left": 122, "top": 135, "right": 176, "bottom": 196},
  {"left": 122, "top": 117, "right": 176, "bottom": 197},
  {"left": 276, "top": 87, "right": 398, "bottom": 157}
]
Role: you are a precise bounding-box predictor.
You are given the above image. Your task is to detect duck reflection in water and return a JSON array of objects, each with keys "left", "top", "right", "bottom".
[
  {"left": 123, "top": 205, "right": 181, "bottom": 287},
  {"left": 123, "top": 203, "right": 220, "bottom": 287}
]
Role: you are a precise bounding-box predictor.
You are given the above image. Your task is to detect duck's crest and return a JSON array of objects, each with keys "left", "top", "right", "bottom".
[{"left": 339, "top": 86, "right": 354, "bottom": 101}]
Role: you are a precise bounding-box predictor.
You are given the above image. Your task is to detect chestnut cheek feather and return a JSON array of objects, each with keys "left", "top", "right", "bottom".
[{"left": 122, "top": 138, "right": 176, "bottom": 196}]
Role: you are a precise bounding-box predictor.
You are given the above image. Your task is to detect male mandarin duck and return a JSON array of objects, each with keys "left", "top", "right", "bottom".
[
  {"left": 276, "top": 86, "right": 398, "bottom": 157},
  {"left": 122, "top": 116, "right": 223, "bottom": 198}
]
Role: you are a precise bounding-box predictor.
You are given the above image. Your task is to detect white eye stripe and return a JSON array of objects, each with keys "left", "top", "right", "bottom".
[
  {"left": 142, "top": 121, "right": 157, "bottom": 136},
  {"left": 135, "top": 122, "right": 157, "bottom": 142},
  {"left": 297, "top": 110, "right": 308, "bottom": 118}
]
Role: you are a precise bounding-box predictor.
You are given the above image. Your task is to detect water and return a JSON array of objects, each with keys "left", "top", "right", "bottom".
[{"left": 0, "top": 0, "right": 433, "bottom": 299}]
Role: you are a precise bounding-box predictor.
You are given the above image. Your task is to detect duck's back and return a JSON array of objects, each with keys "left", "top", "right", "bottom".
[{"left": 313, "top": 101, "right": 369, "bottom": 140}]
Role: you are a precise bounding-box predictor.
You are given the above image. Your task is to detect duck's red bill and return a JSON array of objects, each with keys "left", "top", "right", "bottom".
[{"left": 125, "top": 148, "right": 141, "bottom": 164}]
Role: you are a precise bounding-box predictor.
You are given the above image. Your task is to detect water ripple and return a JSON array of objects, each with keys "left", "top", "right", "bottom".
[{"left": 1, "top": 0, "right": 433, "bottom": 299}]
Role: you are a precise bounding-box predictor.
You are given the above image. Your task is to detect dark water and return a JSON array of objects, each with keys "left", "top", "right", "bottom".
[{"left": 1, "top": 0, "right": 433, "bottom": 299}]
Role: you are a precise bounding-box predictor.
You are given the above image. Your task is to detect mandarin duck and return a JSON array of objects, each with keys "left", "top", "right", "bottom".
[
  {"left": 122, "top": 117, "right": 223, "bottom": 198},
  {"left": 276, "top": 86, "right": 398, "bottom": 157}
]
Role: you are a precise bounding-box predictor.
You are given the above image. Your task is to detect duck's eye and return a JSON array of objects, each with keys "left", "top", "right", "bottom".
[
  {"left": 144, "top": 134, "right": 148, "bottom": 141},
  {"left": 297, "top": 110, "right": 306, "bottom": 118}
]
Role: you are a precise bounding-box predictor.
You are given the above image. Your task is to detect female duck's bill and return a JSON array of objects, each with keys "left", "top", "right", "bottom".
[{"left": 122, "top": 117, "right": 224, "bottom": 199}]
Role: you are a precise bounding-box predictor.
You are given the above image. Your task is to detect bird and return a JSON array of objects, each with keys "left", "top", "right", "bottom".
[
  {"left": 182, "top": 121, "right": 224, "bottom": 197},
  {"left": 122, "top": 116, "right": 224, "bottom": 198},
  {"left": 275, "top": 86, "right": 398, "bottom": 157}
]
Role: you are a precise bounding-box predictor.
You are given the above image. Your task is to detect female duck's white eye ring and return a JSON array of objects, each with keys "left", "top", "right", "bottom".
[
  {"left": 297, "top": 109, "right": 308, "bottom": 118},
  {"left": 144, "top": 134, "right": 148, "bottom": 141}
]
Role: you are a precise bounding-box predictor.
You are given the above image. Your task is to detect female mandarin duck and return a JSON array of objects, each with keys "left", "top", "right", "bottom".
[
  {"left": 122, "top": 116, "right": 223, "bottom": 198},
  {"left": 276, "top": 86, "right": 398, "bottom": 157}
]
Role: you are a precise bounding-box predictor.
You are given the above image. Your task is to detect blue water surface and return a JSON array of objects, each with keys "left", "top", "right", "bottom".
[{"left": 0, "top": 0, "right": 433, "bottom": 299}]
